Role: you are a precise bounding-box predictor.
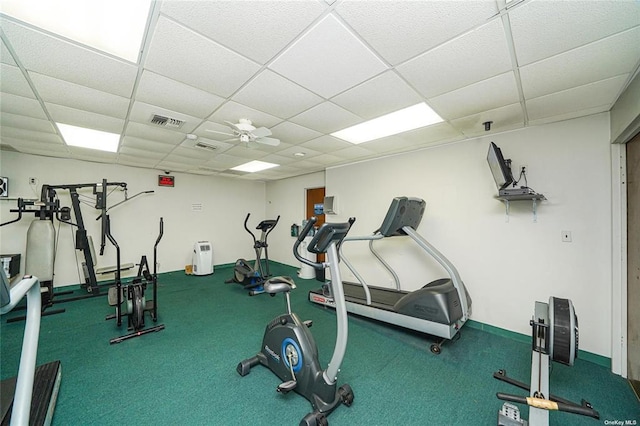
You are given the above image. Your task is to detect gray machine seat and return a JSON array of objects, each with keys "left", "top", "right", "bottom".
[{"left": 263, "top": 276, "right": 296, "bottom": 294}]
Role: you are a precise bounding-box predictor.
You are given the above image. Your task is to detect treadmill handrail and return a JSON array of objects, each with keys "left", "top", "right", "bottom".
[
  {"left": 0, "top": 275, "right": 41, "bottom": 426},
  {"left": 401, "top": 226, "right": 469, "bottom": 319},
  {"left": 338, "top": 233, "right": 388, "bottom": 305}
]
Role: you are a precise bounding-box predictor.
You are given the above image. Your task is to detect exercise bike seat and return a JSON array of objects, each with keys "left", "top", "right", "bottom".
[{"left": 263, "top": 276, "right": 296, "bottom": 294}]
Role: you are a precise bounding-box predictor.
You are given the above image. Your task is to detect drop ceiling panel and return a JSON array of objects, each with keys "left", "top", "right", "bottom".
[
  {"left": 30, "top": 72, "right": 130, "bottom": 119},
  {"left": 396, "top": 122, "right": 465, "bottom": 148},
  {"left": 123, "top": 122, "right": 185, "bottom": 146},
  {"left": 520, "top": 27, "right": 640, "bottom": 99},
  {"left": 0, "top": 112, "right": 56, "bottom": 133},
  {"left": 527, "top": 74, "right": 628, "bottom": 121},
  {"left": 429, "top": 72, "right": 520, "bottom": 120},
  {"left": 1, "top": 64, "right": 35, "bottom": 98},
  {"left": 335, "top": 0, "right": 499, "bottom": 65},
  {"left": 1, "top": 40, "right": 17, "bottom": 66},
  {"left": 232, "top": 70, "right": 323, "bottom": 119},
  {"left": 0, "top": 18, "right": 137, "bottom": 98},
  {"left": 300, "top": 135, "right": 353, "bottom": 153},
  {"left": 2, "top": 138, "right": 68, "bottom": 155},
  {"left": 45, "top": 103, "right": 125, "bottom": 134},
  {"left": 117, "top": 154, "right": 161, "bottom": 168},
  {"left": 290, "top": 102, "right": 362, "bottom": 134},
  {"left": 269, "top": 121, "right": 323, "bottom": 145},
  {"left": 144, "top": 17, "right": 261, "bottom": 98},
  {"left": 331, "top": 71, "right": 423, "bottom": 119},
  {"left": 273, "top": 145, "right": 323, "bottom": 160},
  {"left": 206, "top": 102, "right": 282, "bottom": 130},
  {"left": 509, "top": 0, "right": 640, "bottom": 66},
  {"left": 118, "top": 145, "right": 167, "bottom": 160},
  {"left": 450, "top": 103, "right": 525, "bottom": 137},
  {"left": 135, "top": 71, "right": 225, "bottom": 119},
  {"left": 269, "top": 15, "right": 388, "bottom": 98},
  {"left": 0, "top": 93, "right": 48, "bottom": 120},
  {"left": 1, "top": 126, "right": 63, "bottom": 144},
  {"left": 159, "top": 0, "right": 327, "bottom": 64},
  {"left": 397, "top": 19, "right": 513, "bottom": 99}
]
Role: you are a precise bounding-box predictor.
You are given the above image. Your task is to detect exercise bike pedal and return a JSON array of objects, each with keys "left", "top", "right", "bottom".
[
  {"left": 277, "top": 380, "right": 297, "bottom": 393},
  {"left": 303, "top": 320, "right": 313, "bottom": 328}
]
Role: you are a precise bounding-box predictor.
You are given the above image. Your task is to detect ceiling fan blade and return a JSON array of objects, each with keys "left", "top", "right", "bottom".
[
  {"left": 256, "top": 136, "right": 280, "bottom": 147},
  {"left": 206, "top": 129, "right": 234, "bottom": 136},
  {"left": 224, "top": 121, "right": 242, "bottom": 132},
  {"left": 251, "top": 126, "right": 272, "bottom": 138}
]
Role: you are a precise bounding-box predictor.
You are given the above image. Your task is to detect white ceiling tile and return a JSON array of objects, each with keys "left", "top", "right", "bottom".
[
  {"left": 118, "top": 145, "right": 166, "bottom": 159},
  {"left": 269, "top": 121, "right": 323, "bottom": 145},
  {"left": 348, "top": 135, "right": 413, "bottom": 154},
  {"left": 309, "top": 153, "right": 344, "bottom": 165},
  {"left": 30, "top": 72, "right": 130, "bottom": 119},
  {"left": 0, "top": 112, "right": 55, "bottom": 133},
  {"left": 332, "top": 145, "right": 376, "bottom": 160},
  {"left": 136, "top": 71, "right": 225, "bottom": 119},
  {"left": 0, "top": 128, "right": 63, "bottom": 144},
  {"left": 429, "top": 72, "right": 520, "bottom": 120},
  {"left": 124, "top": 122, "right": 186, "bottom": 146},
  {"left": 69, "top": 148, "right": 118, "bottom": 163},
  {"left": 233, "top": 70, "right": 323, "bottom": 119},
  {"left": 509, "top": 0, "right": 640, "bottom": 65},
  {"left": 527, "top": 74, "right": 629, "bottom": 121},
  {"left": 200, "top": 153, "right": 248, "bottom": 170},
  {"left": 258, "top": 153, "right": 303, "bottom": 166},
  {"left": 300, "top": 135, "right": 353, "bottom": 153},
  {"left": 224, "top": 145, "right": 269, "bottom": 160},
  {"left": 128, "top": 101, "right": 199, "bottom": 133},
  {"left": 273, "top": 145, "right": 323, "bottom": 159},
  {"left": 336, "top": 0, "right": 498, "bottom": 65},
  {"left": 520, "top": 27, "right": 640, "bottom": 99},
  {"left": 0, "top": 18, "right": 138, "bottom": 97},
  {"left": 290, "top": 102, "right": 362, "bottom": 134},
  {"left": 121, "top": 136, "right": 175, "bottom": 153},
  {"left": 331, "top": 71, "right": 423, "bottom": 119},
  {"left": 394, "top": 122, "right": 465, "bottom": 148},
  {"left": 117, "top": 154, "right": 160, "bottom": 168},
  {"left": 46, "top": 103, "right": 125, "bottom": 134},
  {"left": 145, "top": 17, "right": 261, "bottom": 98},
  {"left": 0, "top": 92, "right": 48, "bottom": 119},
  {"left": 449, "top": 103, "right": 525, "bottom": 138},
  {"left": 207, "top": 101, "right": 282, "bottom": 130},
  {"left": 1, "top": 40, "right": 17, "bottom": 66},
  {"left": 1, "top": 64, "right": 35, "bottom": 98},
  {"left": 397, "top": 20, "right": 513, "bottom": 98},
  {"left": 154, "top": 160, "right": 194, "bottom": 172},
  {"left": 269, "top": 15, "right": 388, "bottom": 98},
  {"left": 160, "top": 0, "right": 326, "bottom": 64},
  {"left": 2, "top": 138, "right": 68, "bottom": 155}
]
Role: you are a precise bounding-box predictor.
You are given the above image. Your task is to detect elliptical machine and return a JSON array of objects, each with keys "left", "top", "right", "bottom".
[
  {"left": 237, "top": 216, "right": 356, "bottom": 426},
  {"left": 225, "top": 213, "right": 280, "bottom": 296}
]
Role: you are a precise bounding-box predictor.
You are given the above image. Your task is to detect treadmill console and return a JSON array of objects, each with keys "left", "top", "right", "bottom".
[{"left": 378, "top": 197, "right": 426, "bottom": 236}]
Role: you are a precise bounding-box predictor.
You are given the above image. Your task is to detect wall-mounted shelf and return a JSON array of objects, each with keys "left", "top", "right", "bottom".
[{"left": 496, "top": 193, "right": 546, "bottom": 222}]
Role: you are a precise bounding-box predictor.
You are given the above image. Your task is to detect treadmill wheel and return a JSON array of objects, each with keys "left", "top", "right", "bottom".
[{"left": 430, "top": 344, "right": 441, "bottom": 355}]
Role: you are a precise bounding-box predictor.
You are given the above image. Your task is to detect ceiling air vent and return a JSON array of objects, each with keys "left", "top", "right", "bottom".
[
  {"left": 195, "top": 140, "right": 218, "bottom": 151},
  {"left": 149, "top": 114, "right": 185, "bottom": 129}
]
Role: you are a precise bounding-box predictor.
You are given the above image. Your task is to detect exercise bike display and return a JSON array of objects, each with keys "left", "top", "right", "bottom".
[
  {"left": 105, "top": 216, "right": 165, "bottom": 344},
  {"left": 494, "top": 297, "right": 599, "bottom": 425},
  {"left": 237, "top": 216, "right": 356, "bottom": 426},
  {"left": 225, "top": 213, "right": 279, "bottom": 296}
]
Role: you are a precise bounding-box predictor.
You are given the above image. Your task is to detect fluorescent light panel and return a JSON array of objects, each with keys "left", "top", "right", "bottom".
[
  {"left": 231, "top": 161, "right": 279, "bottom": 173},
  {"left": 331, "top": 102, "right": 444, "bottom": 144},
  {"left": 57, "top": 123, "right": 120, "bottom": 152},
  {"left": 1, "top": 0, "right": 152, "bottom": 62}
]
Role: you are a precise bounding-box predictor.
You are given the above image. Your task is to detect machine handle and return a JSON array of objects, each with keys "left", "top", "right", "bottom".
[
  {"left": 293, "top": 217, "right": 320, "bottom": 269},
  {"left": 243, "top": 213, "right": 257, "bottom": 242},
  {"left": 0, "top": 198, "right": 24, "bottom": 227},
  {"left": 497, "top": 393, "right": 600, "bottom": 419},
  {"left": 297, "top": 216, "right": 317, "bottom": 243}
]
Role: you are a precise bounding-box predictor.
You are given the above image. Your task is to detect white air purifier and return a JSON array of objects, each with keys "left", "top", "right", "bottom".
[{"left": 192, "top": 241, "right": 214, "bottom": 276}]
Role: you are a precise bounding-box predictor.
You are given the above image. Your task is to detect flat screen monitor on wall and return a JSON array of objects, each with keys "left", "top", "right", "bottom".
[{"left": 487, "top": 142, "right": 514, "bottom": 190}]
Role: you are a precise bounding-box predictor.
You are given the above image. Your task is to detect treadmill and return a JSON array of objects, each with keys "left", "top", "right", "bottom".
[
  {"left": 308, "top": 196, "right": 471, "bottom": 354},
  {"left": 0, "top": 269, "right": 61, "bottom": 425}
]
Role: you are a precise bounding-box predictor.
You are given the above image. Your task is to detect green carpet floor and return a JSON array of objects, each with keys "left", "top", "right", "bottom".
[{"left": 1, "top": 263, "right": 638, "bottom": 425}]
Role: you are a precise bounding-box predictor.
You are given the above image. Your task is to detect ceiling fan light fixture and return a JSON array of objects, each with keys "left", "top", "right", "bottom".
[
  {"left": 231, "top": 160, "right": 279, "bottom": 173},
  {"left": 331, "top": 102, "right": 444, "bottom": 144}
]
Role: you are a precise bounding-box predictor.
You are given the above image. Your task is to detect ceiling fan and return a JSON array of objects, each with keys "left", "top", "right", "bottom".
[{"left": 206, "top": 119, "right": 280, "bottom": 146}]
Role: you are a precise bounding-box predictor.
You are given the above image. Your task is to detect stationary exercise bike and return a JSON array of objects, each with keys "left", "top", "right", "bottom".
[
  {"left": 494, "top": 297, "right": 599, "bottom": 425},
  {"left": 225, "top": 213, "right": 280, "bottom": 296},
  {"left": 237, "top": 216, "right": 356, "bottom": 426}
]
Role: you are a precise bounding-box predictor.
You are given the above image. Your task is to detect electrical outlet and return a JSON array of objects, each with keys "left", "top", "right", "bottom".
[
  {"left": 562, "top": 231, "right": 572, "bottom": 242},
  {"left": 29, "top": 177, "right": 37, "bottom": 185}
]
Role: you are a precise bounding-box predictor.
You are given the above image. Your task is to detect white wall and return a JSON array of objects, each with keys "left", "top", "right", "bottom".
[
  {"left": 265, "top": 171, "right": 325, "bottom": 265},
  {"left": 322, "top": 113, "right": 612, "bottom": 357},
  {"left": 0, "top": 151, "right": 266, "bottom": 286}
]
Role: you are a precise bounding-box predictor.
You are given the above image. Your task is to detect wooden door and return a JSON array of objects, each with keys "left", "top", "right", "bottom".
[{"left": 306, "top": 187, "right": 325, "bottom": 262}]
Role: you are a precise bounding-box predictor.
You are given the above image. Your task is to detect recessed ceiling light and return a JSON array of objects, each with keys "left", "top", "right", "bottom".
[
  {"left": 1, "top": 0, "right": 152, "bottom": 62},
  {"left": 331, "top": 102, "right": 444, "bottom": 144},
  {"left": 231, "top": 160, "right": 279, "bottom": 173},
  {"left": 57, "top": 123, "right": 120, "bottom": 152}
]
